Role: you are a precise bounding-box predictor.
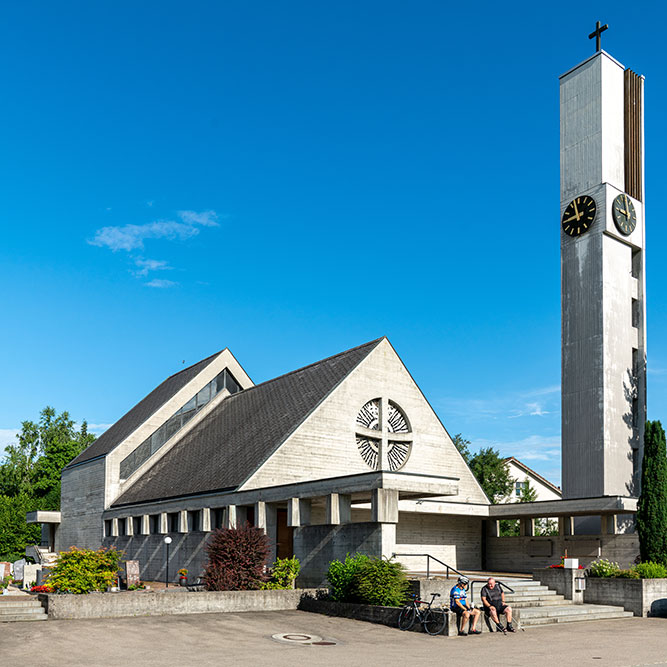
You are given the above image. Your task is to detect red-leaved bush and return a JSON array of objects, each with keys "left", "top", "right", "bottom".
[{"left": 203, "top": 524, "right": 270, "bottom": 591}]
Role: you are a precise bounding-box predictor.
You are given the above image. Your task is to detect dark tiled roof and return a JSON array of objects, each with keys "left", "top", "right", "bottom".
[
  {"left": 112, "top": 338, "right": 383, "bottom": 507},
  {"left": 68, "top": 350, "right": 224, "bottom": 467}
]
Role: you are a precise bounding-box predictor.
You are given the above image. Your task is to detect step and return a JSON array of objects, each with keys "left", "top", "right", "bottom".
[
  {"left": 509, "top": 598, "right": 569, "bottom": 608},
  {"left": 519, "top": 604, "right": 628, "bottom": 619},
  {"left": 521, "top": 610, "right": 633, "bottom": 626},
  {"left": 0, "top": 612, "right": 48, "bottom": 622},
  {"left": 0, "top": 608, "right": 46, "bottom": 619},
  {"left": 0, "top": 602, "right": 43, "bottom": 615}
]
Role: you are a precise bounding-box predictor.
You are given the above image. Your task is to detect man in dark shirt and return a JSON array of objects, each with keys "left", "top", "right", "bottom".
[{"left": 480, "top": 577, "right": 515, "bottom": 632}]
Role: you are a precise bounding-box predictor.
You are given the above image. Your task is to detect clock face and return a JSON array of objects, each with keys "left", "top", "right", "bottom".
[
  {"left": 562, "top": 195, "right": 597, "bottom": 237},
  {"left": 612, "top": 194, "right": 637, "bottom": 236}
]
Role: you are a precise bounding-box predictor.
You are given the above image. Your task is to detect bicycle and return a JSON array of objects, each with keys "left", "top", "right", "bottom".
[{"left": 397, "top": 593, "right": 447, "bottom": 635}]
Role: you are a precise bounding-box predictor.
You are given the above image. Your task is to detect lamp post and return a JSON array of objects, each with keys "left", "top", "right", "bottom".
[{"left": 164, "top": 536, "right": 172, "bottom": 588}]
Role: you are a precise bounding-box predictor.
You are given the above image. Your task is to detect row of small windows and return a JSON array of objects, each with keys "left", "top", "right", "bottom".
[
  {"left": 104, "top": 508, "right": 248, "bottom": 537},
  {"left": 120, "top": 369, "right": 241, "bottom": 480}
]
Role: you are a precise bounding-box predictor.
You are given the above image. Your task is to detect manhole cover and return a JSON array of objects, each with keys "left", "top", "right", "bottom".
[{"left": 271, "top": 633, "right": 337, "bottom": 647}]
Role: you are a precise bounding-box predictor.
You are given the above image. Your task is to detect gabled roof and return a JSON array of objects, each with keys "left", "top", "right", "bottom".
[
  {"left": 68, "top": 350, "right": 224, "bottom": 467},
  {"left": 503, "top": 456, "right": 562, "bottom": 495},
  {"left": 112, "top": 338, "right": 383, "bottom": 507}
]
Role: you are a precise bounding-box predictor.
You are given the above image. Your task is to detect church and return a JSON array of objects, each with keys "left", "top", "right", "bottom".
[
  {"left": 30, "top": 34, "right": 647, "bottom": 585},
  {"left": 54, "top": 337, "right": 490, "bottom": 585}
]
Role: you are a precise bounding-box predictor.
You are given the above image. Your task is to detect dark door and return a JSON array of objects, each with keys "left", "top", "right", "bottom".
[{"left": 276, "top": 509, "right": 293, "bottom": 559}]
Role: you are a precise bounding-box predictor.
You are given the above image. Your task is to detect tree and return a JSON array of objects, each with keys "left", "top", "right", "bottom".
[
  {"left": 520, "top": 479, "right": 538, "bottom": 503},
  {"left": 0, "top": 407, "right": 95, "bottom": 561},
  {"left": 469, "top": 447, "right": 513, "bottom": 503},
  {"left": 0, "top": 407, "right": 95, "bottom": 508},
  {"left": 452, "top": 433, "right": 472, "bottom": 465},
  {"left": 637, "top": 420, "right": 667, "bottom": 564}
]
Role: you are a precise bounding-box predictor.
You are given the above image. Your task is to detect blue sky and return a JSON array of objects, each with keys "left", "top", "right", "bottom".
[{"left": 2, "top": 1, "right": 666, "bottom": 487}]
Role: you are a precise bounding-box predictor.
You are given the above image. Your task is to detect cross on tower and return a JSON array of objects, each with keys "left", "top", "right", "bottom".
[{"left": 588, "top": 20, "right": 609, "bottom": 52}]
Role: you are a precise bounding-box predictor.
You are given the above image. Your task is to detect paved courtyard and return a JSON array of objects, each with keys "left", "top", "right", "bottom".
[{"left": 1, "top": 611, "right": 666, "bottom": 667}]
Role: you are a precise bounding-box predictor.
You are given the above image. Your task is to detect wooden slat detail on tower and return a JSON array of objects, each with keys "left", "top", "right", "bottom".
[{"left": 624, "top": 68, "right": 643, "bottom": 201}]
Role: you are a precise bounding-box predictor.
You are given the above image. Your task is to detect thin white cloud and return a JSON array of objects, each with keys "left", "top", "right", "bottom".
[
  {"left": 86, "top": 423, "right": 113, "bottom": 434},
  {"left": 133, "top": 257, "right": 172, "bottom": 277},
  {"left": 145, "top": 279, "right": 178, "bottom": 288},
  {"left": 89, "top": 220, "right": 198, "bottom": 252},
  {"left": 177, "top": 210, "right": 219, "bottom": 227},
  {"left": 440, "top": 385, "right": 560, "bottom": 421}
]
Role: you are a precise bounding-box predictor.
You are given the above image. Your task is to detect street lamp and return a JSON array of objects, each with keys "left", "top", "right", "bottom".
[{"left": 163, "top": 536, "right": 172, "bottom": 588}]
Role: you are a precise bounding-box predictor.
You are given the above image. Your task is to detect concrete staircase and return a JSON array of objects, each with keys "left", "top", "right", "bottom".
[
  {"left": 497, "top": 578, "right": 633, "bottom": 627},
  {"left": 0, "top": 597, "right": 48, "bottom": 622}
]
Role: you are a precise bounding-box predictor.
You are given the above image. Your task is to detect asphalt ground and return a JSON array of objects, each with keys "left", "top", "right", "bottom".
[{"left": 1, "top": 610, "right": 666, "bottom": 667}]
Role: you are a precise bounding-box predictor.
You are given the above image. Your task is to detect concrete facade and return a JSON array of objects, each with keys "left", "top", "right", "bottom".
[{"left": 560, "top": 51, "right": 647, "bottom": 499}]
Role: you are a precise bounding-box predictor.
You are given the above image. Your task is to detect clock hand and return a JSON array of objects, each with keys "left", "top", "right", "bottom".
[
  {"left": 573, "top": 199, "right": 581, "bottom": 220},
  {"left": 563, "top": 214, "right": 583, "bottom": 223}
]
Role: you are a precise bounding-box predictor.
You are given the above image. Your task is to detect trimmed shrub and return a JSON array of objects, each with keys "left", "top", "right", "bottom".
[
  {"left": 262, "top": 557, "right": 300, "bottom": 590},
  {"left": 354, "top": 557, "right": 410, "bottom": 607},
  {"left": 47, "top": 547, "right": 122, "bottom": 594},
  {"left": 633, "top": 561, "right": 667, "bottom": 579},
  {"left": 326, "top": 553, "right": 370, "bottom": 602},
  {"left": 637, "top": 421, "right": 667, "bottom": 565},
  {"left": 587, "top": 558, "right": 620, "bottom": 578},
  {"left": 203, "top": 524, "right": 270, "bottom": 591},
  {"left": 616, "top": 569, "right": 640, "bottom": 579}
]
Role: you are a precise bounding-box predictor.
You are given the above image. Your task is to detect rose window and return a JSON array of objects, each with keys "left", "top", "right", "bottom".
[{"left": 355, "top": 399, "right": 412, "bottom": 471}]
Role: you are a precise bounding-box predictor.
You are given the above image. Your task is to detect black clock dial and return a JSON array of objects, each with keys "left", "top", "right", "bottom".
[
  {"left": 612, "top": 193, "right": 637, "bottom": 236},
  {"left": 562, "top": 195, "right": 597, "bottom": 237}
]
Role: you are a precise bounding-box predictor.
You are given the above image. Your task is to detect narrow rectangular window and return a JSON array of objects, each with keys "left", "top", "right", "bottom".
[
  {"left": 104, "top": 519, "right": 112, "bottom": 537},
  {"left": 133, "top": 517, "right": 142, "bottom": 535},
  {"left": 168, "top": 512, "right": 179, "bottom": 532}
]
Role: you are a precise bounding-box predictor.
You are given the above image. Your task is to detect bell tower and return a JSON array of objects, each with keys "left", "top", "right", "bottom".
[{"left": 560, "top": 32, "right": 646, "bottom": 500}]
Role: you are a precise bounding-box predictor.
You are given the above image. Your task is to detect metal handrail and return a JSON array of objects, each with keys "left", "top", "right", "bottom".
[{"left": 391, "top": 552, "right": 464, "bottom": 580}]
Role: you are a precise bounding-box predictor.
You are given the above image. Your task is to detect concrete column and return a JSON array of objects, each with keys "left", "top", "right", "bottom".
[
  {"left": 325, "top": 493, "right": 351, "bottom": 525},
  {"left": 379, "top": 523, "right": 397, "bottom": 559},
  {"left": 141, "top": 515, "right": 150, "bottom": 535},
  {"left": 126, "top": 517, "right": 134, "bottom": 536},
  {"left": 159, "top": 512, "right": 168, "bottom": 534},
  {"left": 178, "top": 510, "right": 188, "bottom": 533},
  {"left": 224, "top": 505, "right": 237, "bottom": 529},
  {"left": 288, "top": 498, "right": 311, "bottom": 527},
  {"left": 559, "top": 516, "right": 575, "bottom": 536},
  {"left": 255, "top": 501, "right": 267, "bottom": 529},
  {"left": 201, "top": 508, "right": 211, "bottom": 532},
  {"left": 111, "top": 518, "right": 119, "bottom": 537},
  {"left": 371, "top": 489, "right": 399, "bottom": 523},
  {"left": 520, "top": 518, "right": 535, "bottom": 537},
  {"left": 602, "top": 514, "right": 618, "bottom": 535},
  {"left": 488, "top": 520, "right": 500, "bottom": 537}
]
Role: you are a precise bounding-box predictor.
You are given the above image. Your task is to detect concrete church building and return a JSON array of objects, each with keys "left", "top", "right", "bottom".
[
  {"left": 53, "top": 338, "right": 491, "bottom": 584},
  {"left": 29, "top": 38, "right": 648, "bottom": 583}
]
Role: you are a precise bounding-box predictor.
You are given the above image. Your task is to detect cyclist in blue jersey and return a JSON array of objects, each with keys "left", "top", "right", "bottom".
[{"left": 449, "top": 576, "right": 481, "bottom": 636}]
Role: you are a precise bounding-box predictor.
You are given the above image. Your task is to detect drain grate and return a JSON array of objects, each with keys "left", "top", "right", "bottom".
[{"left": 271, "top": 633, "right": 337, "bottom": 647}]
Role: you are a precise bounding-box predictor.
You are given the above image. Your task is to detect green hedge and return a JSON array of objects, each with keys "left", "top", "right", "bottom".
[{"left": 47, "top": 547, "right": 122, "bottom": 594}]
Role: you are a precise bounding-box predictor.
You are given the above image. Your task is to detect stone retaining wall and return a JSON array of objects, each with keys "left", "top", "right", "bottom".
[
  {"left": 38, "top": 588, "right": 323, "bottom": 620},
  {"left": 583, "top": 578, "right": 667, "bottom": 617}
]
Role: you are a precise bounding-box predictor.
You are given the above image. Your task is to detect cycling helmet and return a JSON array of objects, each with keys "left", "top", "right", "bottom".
[{"left": 458, "top": 576, "right": 470, "bottom": 586}]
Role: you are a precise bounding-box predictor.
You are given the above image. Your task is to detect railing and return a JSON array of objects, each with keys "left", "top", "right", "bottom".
[
  {"left": 391, "top": 552, "right": 464, "bottom": 580},
  {"left": 391, "top": 552, "right": 516, "bottom": 603}
]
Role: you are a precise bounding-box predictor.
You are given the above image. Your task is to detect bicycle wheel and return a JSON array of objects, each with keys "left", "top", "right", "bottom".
[
  {"left": 397, "top": 605, "right": 416, "bottom": 631},
  {"left": 422, "top": 608, "right": 447, "bottom": 636}
]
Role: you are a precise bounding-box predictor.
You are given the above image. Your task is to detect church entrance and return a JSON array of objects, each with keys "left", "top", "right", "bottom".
[{"left": 276, "top": 509, "right": 293, "bottom": 559}]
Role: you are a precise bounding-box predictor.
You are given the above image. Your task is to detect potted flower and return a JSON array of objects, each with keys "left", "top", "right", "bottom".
[{"left": 177, "top": 568, "right": 188, "bottom": 586}]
